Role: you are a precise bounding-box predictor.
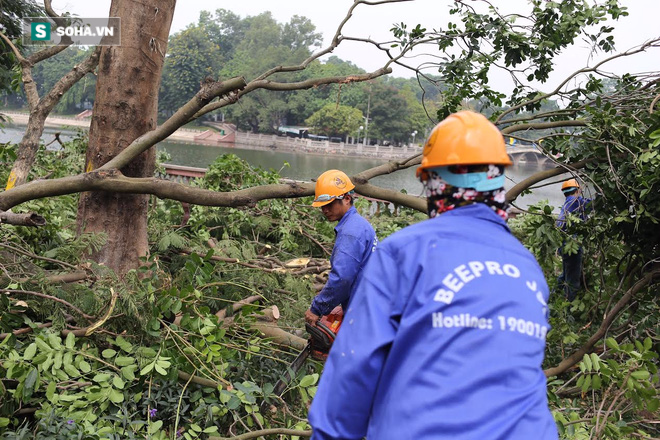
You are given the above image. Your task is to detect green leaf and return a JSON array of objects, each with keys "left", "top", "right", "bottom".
[
  {"left": 0, "top": 418, "right": 9, "bottom": 428},
  {"left": 590, "top": 353, "right": 600, "bottom": 372},
  {"left": 47, "top": 333, "right": 62, "bottom": 349},
  {"left": 64, "top": 364, "right": 80, "bottom": 378},
  {"left": 592, "top": 375, "right": 602, "bottom": 390},
  {"left": 148, "top": 420, "right": 163, "bottom": 434},
  {"left": 46, "top": 381, "right": 56, "bottom": 400},
  {"left": 299, "top": 374, "right": 319, "bottom": 388},
  {"left": 79, "top": 360, "right": 91, "bottom": 373},
  {"left": 581, "top": 374, "right": 591, "bottom": 393},
  {"left": 631, "top": 370, "right": 650, "bottom": 380},
  {"left": 227, "top": 395, "right": 241, "bottom": 410},
  {"left": 154, "top": 363, "right": 167, "bottom": 375},
  {"left": 583, "top": 353, "right": 592, "bottom": 372},
  {"left": 115, "top": 356, "right": 135, "bottom": 367},
  {"left": 113, "top": 375, "right": 125, "bottom": 389},
  {"left": 121, "top": 365, "right": 137, "bottom": 381},
  {"left": 23, "top": 343, "right": 37, "bottom": 361},
  {"left": 643, "top": 337, "right": 652, "bottom": 351},
  {"left": 23, "top": 368, "right": 39, "bottom": 398},
  {"left": 648, "top": 398, "right": 660, "bottom": 412},
  {"left": 93, "top": 373, "right": 111, "bottom": 384},
  {"left": 65, "top": 332, "right": 76, "bottom": 350},
  {"left": 115, "top": 336, "right": 133, "bottom": 353},
  {"left": 605, "top": 337, "right": 619, "bottom": 350},
  {"left": 140, "top": 362, "right": 155, "bottom": 376},
  {"left": 109, "top": 388, "right": 124, "bottom": 403},
  {"left": 102, "top": 349, "right": 117, "bottom": 359}
]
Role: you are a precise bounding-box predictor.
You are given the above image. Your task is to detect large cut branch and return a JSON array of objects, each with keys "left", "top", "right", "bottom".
[
  {"left": 100, "top": 77, "right": 247, "bottom": 171},
  {"left": 0, "top": 211, "right": 46, "bottom": 226},
  {"left": 544, "top": 264, "right": 660, "bottom": 377},
  {"left": 195, "top": 69, "right": 391, "bottom": 120},
  {"left": 0, "top": 157, "right": 426, "bottom": 212}
]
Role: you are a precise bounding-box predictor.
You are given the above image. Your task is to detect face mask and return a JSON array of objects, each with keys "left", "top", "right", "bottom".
[{"left": 423, "top": 166, "right": 509, "bottom": 221}]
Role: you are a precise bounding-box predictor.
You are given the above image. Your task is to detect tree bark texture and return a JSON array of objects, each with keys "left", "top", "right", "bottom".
[{"left": 77, "top": 0, "right": 176, "bottom": 275}]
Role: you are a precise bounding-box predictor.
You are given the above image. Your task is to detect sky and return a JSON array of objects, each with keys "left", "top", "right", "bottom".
[{"left": 50, "top": 0, "right": 660, "bottom": 91}]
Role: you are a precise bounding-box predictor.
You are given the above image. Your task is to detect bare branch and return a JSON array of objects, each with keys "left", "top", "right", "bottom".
[
  {"left": 194, "top": 69, "right": 390, "bottom": 119},
  {"left": 501, "top": 120, "right": 587, "bottom": 135},
  {"left": 0, "top": 242, "right": 77, "bottom": 270},
  {"left": 496, "top": 38, "right": 660, "bottom": 123},
  {"left": 43, "top": 0, "right": 69, "bottom": 28},
  {"left": 2, "top": 289, "right": 94, "bottom": 320},
  {"left": 39, "top": 46, "right": 102, "bottom": 115},
  {"left": 0, "top": 30, "right": 26, "bottom": 63},
  {"left": 28, "top": 44, "right": 72, "bottom": 65},
  {"left": 100, "top": 76, "right": 247, "bottom": 171},
  {"left": 506, "top": 159, "right": 592, "bottom": 203}
]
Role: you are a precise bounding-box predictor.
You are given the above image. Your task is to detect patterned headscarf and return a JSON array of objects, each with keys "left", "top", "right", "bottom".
[{"left": 423, "top": 165, "right": 509, "bottom": 220}]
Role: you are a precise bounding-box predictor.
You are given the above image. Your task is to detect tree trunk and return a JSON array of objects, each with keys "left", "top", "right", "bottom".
[{"left": 77, "top": 0, "right": 176, "bottom": 275}]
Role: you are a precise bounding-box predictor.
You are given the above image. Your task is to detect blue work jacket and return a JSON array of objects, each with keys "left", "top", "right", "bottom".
[
  {"left": 556, "top": 195, "right": 591, "bottom": 230},
  {"left": 309, "top": 204, "right": 558, "bottom": 440},
  {"left": 310, "top": 206, "right": 377, "bottom": 317}
]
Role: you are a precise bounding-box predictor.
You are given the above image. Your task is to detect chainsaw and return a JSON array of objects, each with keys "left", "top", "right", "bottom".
[{"left": 271, "top": 306, "right": 343, "bottom": 397}]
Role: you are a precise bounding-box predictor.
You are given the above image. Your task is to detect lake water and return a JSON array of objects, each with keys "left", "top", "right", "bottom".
[{"left": 0, "top": 126, "right": 564, "bottom": 209}]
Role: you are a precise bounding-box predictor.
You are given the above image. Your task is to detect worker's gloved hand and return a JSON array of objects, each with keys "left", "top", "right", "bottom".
[{"left": 305, "top": 309, "right": 319, "bottom": 326}]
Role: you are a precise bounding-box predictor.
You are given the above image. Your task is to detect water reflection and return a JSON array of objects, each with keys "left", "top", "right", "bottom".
[
  {"left": 158, "top": 140, "right": 565, "bottom": 210},
  {"left": 0, "top": 126, "right": 565, "bottom": 209}
]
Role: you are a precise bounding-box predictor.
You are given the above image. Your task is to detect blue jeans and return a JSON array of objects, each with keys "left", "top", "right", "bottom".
[{"left": 558, "top": 246, "right": 583, "bottom": 302}]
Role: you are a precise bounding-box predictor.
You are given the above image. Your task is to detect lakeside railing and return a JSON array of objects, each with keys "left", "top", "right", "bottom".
[{"left": 235, "top": 132, "right": 423, "bottom": 160}]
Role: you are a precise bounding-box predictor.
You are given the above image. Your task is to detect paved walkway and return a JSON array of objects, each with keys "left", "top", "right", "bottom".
[
  {"left": 2, "top": 111, "right": 205, "bottom": 144},
  {"left": 2, "top": 111, "right": 423, "bottom": 159}
]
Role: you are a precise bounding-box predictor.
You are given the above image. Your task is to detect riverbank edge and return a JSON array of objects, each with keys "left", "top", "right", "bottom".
[{"left": 2, "top": 111, "right": 420, "bottom": 161}]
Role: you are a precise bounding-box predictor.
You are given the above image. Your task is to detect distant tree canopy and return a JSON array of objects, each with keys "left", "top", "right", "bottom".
[
  {"left": 0, "top": 0, "right": 43, "bottom": 93},
  {"left": 3, "top": 7, "right": 442, "bottom": 143},
  {"left": 158, "top": 9, "right": 439, "bottom": 141},
  {"left": 305, "top": 103, "right": 363, "bottom": 139}
]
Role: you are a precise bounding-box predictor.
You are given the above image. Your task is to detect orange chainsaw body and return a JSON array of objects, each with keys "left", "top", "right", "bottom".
[{"left": 306, "top": 306, "right": 343, "bottom": 360}]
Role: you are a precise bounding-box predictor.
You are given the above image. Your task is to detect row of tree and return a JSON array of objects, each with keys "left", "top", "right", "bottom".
[{"left": 2, "top": 9, "right": 439, "bottom": 145}]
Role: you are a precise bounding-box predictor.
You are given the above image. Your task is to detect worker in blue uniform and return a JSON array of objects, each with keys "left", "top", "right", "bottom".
[
  {"left": 308, "top": 111, "right": 558, "bottom": 440},
  {"left": 305, "top": 170, "right": 377, "bottom": 326},
  {"left": 556, "top": 179, "right": 592, "bottom": 301}
]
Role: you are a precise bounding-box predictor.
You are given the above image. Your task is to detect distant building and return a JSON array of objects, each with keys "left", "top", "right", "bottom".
[{"left": 278, "top": 126, "right": 309, "bottom": 138}]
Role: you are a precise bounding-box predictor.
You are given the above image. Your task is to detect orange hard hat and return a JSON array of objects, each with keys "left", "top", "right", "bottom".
[
  {"left": 416, "top": 111, "right": 512, "bottom": 179},
  {"left": 312, "top": 170, "right": 355, "bottom": 207},
  {"left": 561, "top": 178, "right": 579, "bottom": 192}
]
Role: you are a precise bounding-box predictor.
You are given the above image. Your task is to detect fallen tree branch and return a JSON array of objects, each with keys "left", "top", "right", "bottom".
[
  {"left": 1, "top": 289, "right": 94, "bottom": 320},
  {"left": 216, "top": 295, "right": 264, "bottom": 320},
  {"left": 544, "top": 264, "right": 660, "bottom": 377},
  {"left": 251, "top": 322, "right": 308, "bottom": 351},
  {"left": 208, "top": 428, "right": 312, "bottom": 440},
  {"left": 177, "top": 370, "right": 226, "bottom": 389},
  {"left": 100, "top": 77, "right": 247, "bottom": 171},
  {"left": 505, "top": 159, "right": 593, "bottom": 203},
  {"left": 0, "top": 211, "right": 46, "bottom": 226},
  {"left": 0, "top": 322, "right": 53, "bottom": 340},
  {"left": 0, "top": 242, "right": 78, "bottom": 270}
]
